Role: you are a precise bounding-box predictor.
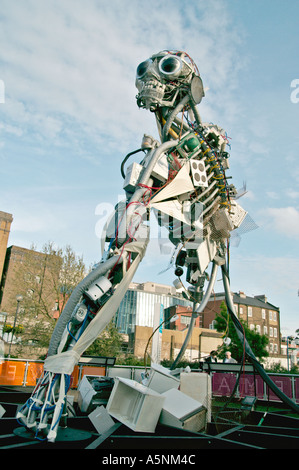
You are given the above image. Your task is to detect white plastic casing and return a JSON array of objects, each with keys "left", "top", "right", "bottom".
[
  {"left": 85, "top": 277, "right": 112, "bottom": 304},
  {"left": 123, "top": 162, "right": 143, "bottom": 192}
]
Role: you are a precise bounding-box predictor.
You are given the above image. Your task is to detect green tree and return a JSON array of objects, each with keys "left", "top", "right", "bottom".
[
  {"left": 214, "top": 301, "right": 269, "bottom": 362},
  {"left": 46, "top": 242, "right": 86, "bottom": 317},
  {"left": 84, "top": 321, "right": 123, "bottom": 358}
]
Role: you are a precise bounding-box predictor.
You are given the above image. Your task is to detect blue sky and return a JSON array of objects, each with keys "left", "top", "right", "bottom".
[{"left": 0, "top": 0, "right": 298, "bottom": 336}]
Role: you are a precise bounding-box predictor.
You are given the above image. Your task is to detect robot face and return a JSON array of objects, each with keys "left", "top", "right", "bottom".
[{"left": 135, "top": 50, "right": 204, "bottom": 111}]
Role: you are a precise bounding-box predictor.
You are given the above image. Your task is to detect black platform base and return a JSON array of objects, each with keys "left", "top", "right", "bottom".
[{"left": 14, "top": 426, "right": 92, "bottom": 442}]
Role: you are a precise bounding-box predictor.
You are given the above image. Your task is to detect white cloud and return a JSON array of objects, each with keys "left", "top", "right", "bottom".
[
  {"left": 286, "top": 189, "right": 299, "bottom": 200},
  {"left": 0, "top": 121, "right": 23, "bottom": 137},
  {"left": 266, "top": 191, "right": 279, "bottom": 200},
  {"left": 0, "top": 0, "right": 246, "bottom": 154},
  {"left": 242, "top": 190, "right": 256, "bottom": 200},
  {"left": 231, "top": 254, "right": 299, "bottom": 294},
  {"left": 264, "top": 206, "right": 299, "bottom": 240}
]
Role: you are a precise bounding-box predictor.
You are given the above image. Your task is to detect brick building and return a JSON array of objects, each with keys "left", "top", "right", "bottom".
[
  {"left": 201, "top": 291, "right": 281, "bottom": 355},
  {"left": 0, "top": 245, "right": 61, "bottom": 322},
  {"left": 164, "top": 304, "right": 202, "bottom": 330},
  {"left": 0, "top": 211, "right": 13, "bottom": 283}
]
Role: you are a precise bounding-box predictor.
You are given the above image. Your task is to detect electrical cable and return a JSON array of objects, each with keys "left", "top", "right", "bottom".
[
  {"left": 214, "top": 336, "right": 246, "bottom": 424},
  {"left": 170, "top": 262, "right": 218, "bottom": 370},
  {"left": 143, "top": 309, "right": 197, "bottom": 373},
  {"left": 162, "top": 94, "right": 190, "bottom": 142},
  {"left": 214, "top": 313, "right": 247, "bottom": 423},
  {"left": 120, "top": 148, "right": 145, "bottom": 179}
]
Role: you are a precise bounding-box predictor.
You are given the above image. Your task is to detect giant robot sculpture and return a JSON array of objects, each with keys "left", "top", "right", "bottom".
[{"left": 17, "top": 50, "right": 299, "bottom": 442}]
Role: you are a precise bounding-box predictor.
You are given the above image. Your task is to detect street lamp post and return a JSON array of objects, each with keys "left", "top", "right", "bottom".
[
  {"left": 8, "top": 295, "right": 23, "bottom": 358},
  {"left": 0, "top": 312, "right": 8, "bottom": 338},
  {"left": 286, "top": 336, "right": 296, "bottom": 372}
]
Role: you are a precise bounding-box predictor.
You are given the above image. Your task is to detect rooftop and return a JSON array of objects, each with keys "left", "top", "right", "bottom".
[{"left": 213, "top": 291, "right": 280, "bottom": 311}]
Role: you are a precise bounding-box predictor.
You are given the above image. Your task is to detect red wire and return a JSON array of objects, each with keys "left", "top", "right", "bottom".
[
  {"left": 115, "top": 201, "right": 140, "bottom": 247},
  {"left": 138, "top": 183, "right": 161, "bottom": 191},
  {"left": 108, "top": 238, "right": 133, "bottom": 279}
]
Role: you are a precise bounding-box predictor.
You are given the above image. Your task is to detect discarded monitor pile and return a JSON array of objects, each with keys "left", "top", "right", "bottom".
[{"left": 78, "top": 364, "right": 211, "bottom": 436}]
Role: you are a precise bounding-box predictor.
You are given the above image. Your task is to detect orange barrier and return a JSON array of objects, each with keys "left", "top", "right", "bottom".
[
  {"left": 0, "top": 361, "right": 27, "bottom": 386},
  {"left": 70, "top": 365, "right": 106, "bottom": 388},
  {"left": 26, "top": 362, "right": 44, "bottom": 386},
  {"left": 0, "top": 360, "right": 105, "bottom": 388}
]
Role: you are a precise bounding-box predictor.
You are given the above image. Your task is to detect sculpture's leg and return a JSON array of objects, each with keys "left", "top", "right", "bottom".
[
  {"left": 17, "top": 238, "right": 148, "bottom": 441},
  {"left": 170, "top": 261, "right": 218, "bottom": 369}
]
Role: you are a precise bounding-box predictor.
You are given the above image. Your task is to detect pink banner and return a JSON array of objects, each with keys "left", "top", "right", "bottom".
[{"left": 212, "top": 372, "right": 299, "bottom": 403}]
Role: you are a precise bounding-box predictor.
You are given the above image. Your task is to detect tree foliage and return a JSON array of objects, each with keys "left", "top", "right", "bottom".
[
  {"left": 5, "top": 242, "right": 86, "bottom": 357},
  {"left": 84, "top": 321, "right": 123, "bottom": 358},
  {"left": 214, "top": 301, "right": 269, "bottom": 362}
]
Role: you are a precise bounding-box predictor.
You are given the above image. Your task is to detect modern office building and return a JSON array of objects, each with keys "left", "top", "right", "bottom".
[{"left": 115, "top": 281, "right": 193, "bottom": 334}]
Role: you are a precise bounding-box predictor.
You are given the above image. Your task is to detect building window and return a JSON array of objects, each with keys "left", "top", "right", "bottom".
[
  {"left": 269, "top": 310, "right": 272, "bottom": 320},
  {"left": 274, "top": 344, "right": 278, "bottom": 353},
  {"left": 256, "top": 324, "right": 261, "bottom": 334},
  {"left": 240, "top": 306, "right": 244, "bottom": 315},
  {"left": 248, "top": 306, "right": 252, "bottom": 317},
  {"left": 262, "top": 309, "right": 266, "bottom": 319},
  {"left": 180, "top": 316, "right": 191, "bottom": 326},
  {"left": 269, "top": 327, "right": 273, "bottom": 337},
  {"left": 249, "top": 323, "right": 255, "bottom": 331},
  {"left": 274, "top": 328, "right": 277, "bottom": 338},
  {"left": 273, "top": 311, "right": 277, "bottom": 322},
  {"left": 264, "top": 326, "right": 268, "bottom": 335}
]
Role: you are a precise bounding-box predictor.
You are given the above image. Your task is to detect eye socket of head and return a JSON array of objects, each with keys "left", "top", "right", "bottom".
[
  {"left": 136, "top": 59, "right": 152, "bottom": 79},
  {"left": 158, "top": 55, "right": 183, "bottom": 79}
]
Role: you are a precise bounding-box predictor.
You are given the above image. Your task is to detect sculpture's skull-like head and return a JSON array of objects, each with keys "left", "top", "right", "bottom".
[{"left": 135, "top": 50, "right": 204, "bottom": 112}]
